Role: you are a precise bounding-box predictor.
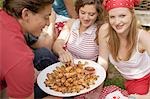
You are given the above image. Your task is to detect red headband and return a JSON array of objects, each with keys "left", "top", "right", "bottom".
[{"left": 103, "top": 0, "right": 141, "bottom": 11}]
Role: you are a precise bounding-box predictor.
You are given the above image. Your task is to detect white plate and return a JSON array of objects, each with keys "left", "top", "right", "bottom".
[{"left": 37, "top": 59, "right": 106, "bottom": 97}]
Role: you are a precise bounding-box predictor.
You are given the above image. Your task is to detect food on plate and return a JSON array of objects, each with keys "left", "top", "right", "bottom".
[
  {"left": 84, "top": 66, "right": 95, "bottom": 74},
  {"left": 44, "top": 61, "right": 99, "bottom": 93}
]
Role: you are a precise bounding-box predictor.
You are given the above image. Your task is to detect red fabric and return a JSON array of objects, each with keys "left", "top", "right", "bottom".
[
  {"left": 55, "top": 21, "right": 66, "bottom": 35},
  {"left": 74, "top": 73, "right": 150, "bottom": 99},
  {"left": 103, "top": 0, "right": 141, "bottom": 11},
  {"left": 125, "top": 73, "right": 150, "bottom": 95},
  {"left": 100, "top": 85, "right": 128, "bottom": 99},
  {"left": 74, "top": 85, "right": 128, "bottom": 99},
  {"left": 0, "top": 9, "right": 34, "bottom": 98}
]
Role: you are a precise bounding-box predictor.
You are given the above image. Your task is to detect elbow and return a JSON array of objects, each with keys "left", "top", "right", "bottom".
[
  {"left": 97, "top": 56, "right": 108, "bottom": 71},
  {"left": 52, "top": 41, "right": 57, "bottom": 53}
]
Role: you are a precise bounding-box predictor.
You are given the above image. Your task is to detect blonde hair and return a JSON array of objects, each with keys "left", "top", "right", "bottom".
[{"left": 107, "top": 9, "right": 138, "bottom": 61}]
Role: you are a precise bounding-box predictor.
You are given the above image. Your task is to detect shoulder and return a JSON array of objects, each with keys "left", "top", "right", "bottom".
[
  {"left": 66, "top": 19, "right": 76, "bottom": 25},
  {"left": 98, "top": 23, "right": 109, "bottom": 37},
  {"left": 138, "top": 29, "right": 150, "bottom": 51},
  {"left": 138, "top": 29, "right": 150, "bottom": 41},
  {"left": 65, "top": 19, "right": 76, "bottom": 29},
  {"left": 99, "top": 23, "right": 109, "bottom": 31}
]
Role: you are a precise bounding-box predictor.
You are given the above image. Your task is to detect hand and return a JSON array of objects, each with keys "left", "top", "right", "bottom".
[
  {"left": 34, "top": 68, "right": 41, "bottom": 83},
  {"left": 58, "top": 50, "right": 74, "bottom": 64},
  {"left": 49, "top": 9, "right": 56, "bottom": 23},
  {"left": 42, "top": 95, "right": 63, "bottom": 99},
  {"left": 85, "top": 92, "right": 99, "bottom": 99}
]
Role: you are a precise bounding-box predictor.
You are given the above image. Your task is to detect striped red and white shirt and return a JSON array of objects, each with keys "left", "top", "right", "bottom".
[{"left": 67, "top": 19, "right": 99, "bottom": 61}]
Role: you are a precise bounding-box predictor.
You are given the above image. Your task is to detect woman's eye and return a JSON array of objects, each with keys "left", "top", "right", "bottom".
[
  {"left": 81, "top": 12, "right": 85, "bottom": 14},
  {"left": 89, "top": 13, "right": 95, "bottom": 16},
  {"left": 120, "top": 15, "right": 125, "bottom": 18},
  {"left": 109, "top": 16, "right": 115, "bottom": 19}
]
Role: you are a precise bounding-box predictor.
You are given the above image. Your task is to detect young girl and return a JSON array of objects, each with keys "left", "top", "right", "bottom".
[
  {"left": 98, "top": 0, "right": 150, "bottom": 98},
  {"left": 53, "top": 0, "right": 104, "bottom": 64},
  {"left": 53, "top": 0, "right": 104, "bottom": 98}
]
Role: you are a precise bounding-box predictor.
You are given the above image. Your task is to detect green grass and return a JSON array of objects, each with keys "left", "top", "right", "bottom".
[
  {"left": 104, "top": 63, "right": 125, "bottom": 89},
  {"left": 104, "top": 76, "right": 125, "bottom": 89},
  {"left": 0, "top": 0, "right": 2, "bottom": 7}
]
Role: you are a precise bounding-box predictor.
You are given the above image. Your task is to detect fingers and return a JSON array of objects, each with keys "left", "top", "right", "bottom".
[
  {"left": 34, "top": 68, "right": 41, "bottom": 83},
  {"left": 58, "top": 50, "right": 74, "bottom": 64}
]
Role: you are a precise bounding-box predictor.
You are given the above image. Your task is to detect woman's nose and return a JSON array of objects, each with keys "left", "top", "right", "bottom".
[
  {"left": 84, "top": 14, "right": 89, "bottom": 20},
  {"left": 115, "top": 18, "right": 121, "bottom": 25}
]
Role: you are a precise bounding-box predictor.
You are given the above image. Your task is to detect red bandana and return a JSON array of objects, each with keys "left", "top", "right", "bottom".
[{"left": 103, "top": 0, "right": 141, "bottom": 11}]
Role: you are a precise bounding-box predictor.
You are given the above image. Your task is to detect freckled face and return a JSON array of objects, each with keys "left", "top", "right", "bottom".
[
  {"left": 108, "top": 7, "right": 132, "bottom": 35},
  {"left": 79, "top": 4, "right": 98, "bottom": 28}
]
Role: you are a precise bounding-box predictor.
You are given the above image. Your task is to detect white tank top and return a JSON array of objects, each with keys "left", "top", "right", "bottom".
[
  {"left": 67, "top": 19, "right": 99, "bottom": 61},
  {"left": 109, "top": 30, "right": 150, "bottom": 80}
]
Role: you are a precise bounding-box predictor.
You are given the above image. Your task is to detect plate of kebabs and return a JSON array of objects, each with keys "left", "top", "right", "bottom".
[{"left": 37, "top": 59, "right": 106, "bottom": 97}]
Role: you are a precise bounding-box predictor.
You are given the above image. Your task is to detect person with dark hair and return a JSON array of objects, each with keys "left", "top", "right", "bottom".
[
  {"left": 0, "top": 0, "right": 54, "bottom": 98},
  {"left": 98, "top": 0, "right": 150, "bottom": 98}
]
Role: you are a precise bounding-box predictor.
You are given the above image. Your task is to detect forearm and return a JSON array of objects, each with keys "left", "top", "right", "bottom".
[
  {"left": 84, "top": 82, "right": 104, "bottom": 99},
  {"left": 96, "top": 83, "right": 104, "bottom": 93},
  {"left": 31, "top": 13, "right": 56, "bottom": 50},
  {"left": 64, "top": 0, "right": 78, "bottom": 19},
  {"left": 31, "top": 33, "right": 53, "bottom": 50},
  {"left": 33, "top": 15, "right": 56, "bottom": 50},
  {"left": 67, "top": 9, "right": 78, "bottom": 19},
  {"left": 53, "top": 41, "right": 66, "bottom": 56},
  {"left": 97, "top": 56, "right": 109, "bottom": 71}
]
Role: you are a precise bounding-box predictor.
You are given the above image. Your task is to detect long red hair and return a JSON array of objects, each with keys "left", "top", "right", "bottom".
[{"left": 107, "top": 9, "right": 139, "bottom": 61}]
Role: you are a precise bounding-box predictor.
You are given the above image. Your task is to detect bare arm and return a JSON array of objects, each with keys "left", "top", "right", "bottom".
[
  {"left": 31, "top": 10, "right": 56, "bottom": 50},
  {"left": 31, "top": 32, "right": 53, "bottom": 50},
  {"left": 53, "top": 19, "right": 74, "bottom": 55},
  {"left": 53, "top": 19, "right": 75, "bottom": 62},
  {"left": 140, "top": 29, "right": 150, "bottom": 55},
  {"left": 98, "top": 23, "right": 110, "bottom": 71},
  {"left": 64, "top": 0, "right": 78, "bottom": 19},
  {"left": 84, "top": 23, "right": 110, "bottom": 99},
  {"left": 96, "top": 23, "right": 110, "bottom": 94}
]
